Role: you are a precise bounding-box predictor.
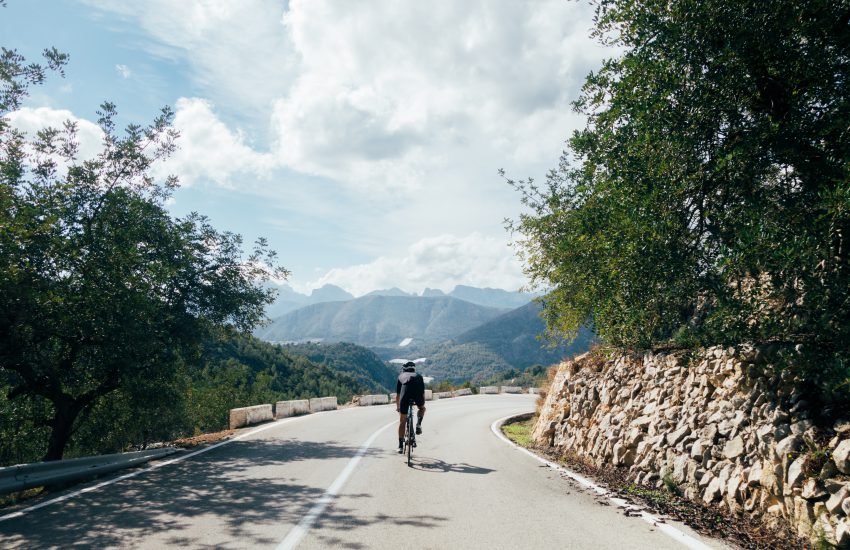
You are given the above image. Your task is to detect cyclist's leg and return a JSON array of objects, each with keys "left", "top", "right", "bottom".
[
  {"left": 415, "top": 402, "right": 425, "bottom": 434},
  {"left": 397, "top": 412, "right": 406, "bottom": 453}
]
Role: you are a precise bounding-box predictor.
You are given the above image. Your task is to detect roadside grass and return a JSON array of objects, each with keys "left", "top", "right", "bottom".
[{"left": 501, "top": 416, "right": 534, "bottom": 447}]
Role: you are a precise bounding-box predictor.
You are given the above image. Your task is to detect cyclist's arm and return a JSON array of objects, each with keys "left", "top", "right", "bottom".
[{"left": 396, "top": 378, "right": 401, "bottom": 411}]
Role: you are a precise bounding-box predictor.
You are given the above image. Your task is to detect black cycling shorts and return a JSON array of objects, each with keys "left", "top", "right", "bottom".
[{"left": 399, "top": 395, "right": 424, "bottom": 413}]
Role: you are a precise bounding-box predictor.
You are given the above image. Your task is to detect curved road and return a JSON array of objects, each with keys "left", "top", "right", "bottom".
[{"left": 0, "top": 394, "right": 729, "bottom": 549}]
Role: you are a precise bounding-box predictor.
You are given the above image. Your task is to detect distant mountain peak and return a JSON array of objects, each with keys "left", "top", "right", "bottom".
[
  {"left": 422, "top": 288, "right": 446, "bottom": 297},
  {"left": 309, "top": 284, "right": 354, "bottom": 302},
  {"left": 366, "top": 287, "right": 412, "bottom": 297}
]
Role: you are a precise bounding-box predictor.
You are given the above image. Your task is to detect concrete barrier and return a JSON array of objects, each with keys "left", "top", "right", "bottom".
[
  {"left": 229, "top": 404, "right": 273, "bottom": 429},
  {"left": 390, "top": 392, "right": 397, "bottom": 401},
  {"left": 359, "top": 394, "right": 389, "bottom": 406},
  {"left": 321, "top": 396, "right": 337, "bottom": 410},
  {"left": 452, "top": 388, "right": 473, "bottom": 397},
  {"left": 434, "top": 391, "right": 452, "bottom": 399},
  {"left": 424, "top": 389, "right": 433, "bottom": 401},
  {"left": 528, "top": 387, "right": 541, "bottom": 394},
  {"left": 275, "top": 399, "right": 310, "bottom": 419},
  {"left": 500, "top": 386, "right": 522, "bottom": 394},
  {"left": 479, "top": 386, "right": 499, "bottom": 394}
]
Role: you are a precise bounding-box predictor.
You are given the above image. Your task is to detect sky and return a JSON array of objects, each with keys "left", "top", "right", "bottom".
[{"left": 1, "top": 0, "right": 611, "bottom": 296}]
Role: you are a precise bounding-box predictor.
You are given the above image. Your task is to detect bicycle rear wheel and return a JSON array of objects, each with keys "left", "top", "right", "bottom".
[{"left": 406, "top": 414, "right": 413, "bottom": 466}]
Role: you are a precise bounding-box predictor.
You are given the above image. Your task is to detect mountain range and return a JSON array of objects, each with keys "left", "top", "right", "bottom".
[
  {"left": 256, "top": 283, "right": 592, "bottom": 383},
  {"left": 256, "top": 295, "right": 507, "bottom": 347},
  {"left": 264, "top": 283, "right": 536, "bottom": 317}
]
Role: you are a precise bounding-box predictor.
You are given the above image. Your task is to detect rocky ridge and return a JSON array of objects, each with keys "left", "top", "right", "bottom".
[{"left": 533, "top": 346, "right": 850, "bottom": 547}]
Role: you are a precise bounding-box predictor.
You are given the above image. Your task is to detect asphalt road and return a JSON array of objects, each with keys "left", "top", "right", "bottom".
[{"left": 0, "top": 394, "right": 730, "bottom": 549}]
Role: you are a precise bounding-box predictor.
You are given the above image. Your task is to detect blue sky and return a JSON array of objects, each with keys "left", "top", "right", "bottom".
[{"left": 2, "top": 0, "right": 610, "bottom": 295}]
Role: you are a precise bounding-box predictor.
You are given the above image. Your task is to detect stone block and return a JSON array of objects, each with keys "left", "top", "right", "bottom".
[
  {"left": 321, "top": 396, "right": 338, "bottom": 410},
  {"left": 479, "top": 386, "right": 499, "bottom": 394},
  {"left": 785, "top": 455, "right": 809, "bottom": 494},
  {"left": 801, "top": 478, "right": 827, "bottom": 501},
  {"left": 723, "top": 435, "right": 745, "bottom": 459},
  {"left": 424, "top": 389, "right": 433, "bottom": 400},
  {"left": 775, "top": 434, "right": 803, "bottom": 461},
  {"left": 827, "top": 485, "right": 850, "bottom": 514},
  {"left": 833, "top": 439, "right": 850, "bottom": 474},
  {"left": 500, "top": 386, "right": 522, "bottom": 394},
  {"left": 452, "top": 388, "right": 472, "bottom": 397}
]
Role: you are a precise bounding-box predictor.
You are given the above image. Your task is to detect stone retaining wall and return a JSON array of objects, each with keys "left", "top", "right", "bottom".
[
  {"left": 533, "top": 347, "right": 850, "bottom": 547},
  {"left": 501, "top": 386, "right": 522, "bottom": 394}
]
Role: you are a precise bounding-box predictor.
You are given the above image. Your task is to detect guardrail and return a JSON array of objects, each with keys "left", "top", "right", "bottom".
[{"left": 0, "top": 447, "right": 178, "bottom": 496}]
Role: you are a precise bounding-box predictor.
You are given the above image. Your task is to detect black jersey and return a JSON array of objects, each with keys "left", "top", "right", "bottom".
[{"left": 396, "top": 370, "right": 425, "bottom": 404}]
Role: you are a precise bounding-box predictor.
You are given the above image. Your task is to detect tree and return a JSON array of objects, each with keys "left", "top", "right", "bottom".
[
  {"left": 0, "top": 47, "right": 286, "bottom": 459},
  {"left": 510, "top": 0, "right": 850, "bottom": 384}
]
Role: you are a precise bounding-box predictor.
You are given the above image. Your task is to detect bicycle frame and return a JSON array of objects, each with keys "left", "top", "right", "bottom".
[{"left": 404, "top": 402, "right": 417, "bottom": 466}]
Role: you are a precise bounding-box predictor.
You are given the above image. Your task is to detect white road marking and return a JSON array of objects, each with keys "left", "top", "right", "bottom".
[
  {"left": 276, "top": 420, "right": 397, "bottom": 550},
  {"left": 491, "top": 415, "right": 715, "bottom": 550},
  {"left": 0, "top": 413, "right": 321, "bottom": 523}
]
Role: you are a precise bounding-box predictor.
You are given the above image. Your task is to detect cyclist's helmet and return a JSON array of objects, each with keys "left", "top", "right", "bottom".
[{"left": 402, "top": 361, "right": 416, "bottom": 372}]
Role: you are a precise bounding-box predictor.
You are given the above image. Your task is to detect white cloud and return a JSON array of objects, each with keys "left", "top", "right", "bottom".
[
  {"left": 83, "top": 0, "right": 296, "bottom": 113},
  {"left": 115, "top": 64, "right": 132, "bottom": 78},
  {"left": 302, "top": 233, "right": 526, "bottom": 297},
  {"left": 269, "top": 0, "right": 605, "bottom": 190},
  {"left": 6, "top": 106, "right": 104, "bottom": 161},
  {"left": 158, "top": 97, "right": 278, "bottom": 187},
  {"left": 72, "top": 0, "right": 611, "bottom": 291}
]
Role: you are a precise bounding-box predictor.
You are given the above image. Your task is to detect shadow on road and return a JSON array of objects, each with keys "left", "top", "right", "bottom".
[
  {"left": 0, "top": 438, "right": 405, "bottom": 548},
  {"left": 409, "top": 456, "right": 496, "bottom": 475}
]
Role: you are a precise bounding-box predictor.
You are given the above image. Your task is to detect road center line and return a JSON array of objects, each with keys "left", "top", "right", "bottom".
[
  {"left": 276, "top": 420, "right": 396, "bottom": 550},
  {"left": 491, "top": 414, "right": 714, "bottom": 550}
]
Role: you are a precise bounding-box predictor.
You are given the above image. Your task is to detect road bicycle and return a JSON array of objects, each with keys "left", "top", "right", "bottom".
[{"left": 403, "top": 402, "right": 417, "bottom": 467}]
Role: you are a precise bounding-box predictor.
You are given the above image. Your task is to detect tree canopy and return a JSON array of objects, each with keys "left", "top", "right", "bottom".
[
  {"left": 510, "top": 0, "right": 850, "bottom": 387},
  {"left": 0, "top": 45, "right": 286, "bottom": 459}
]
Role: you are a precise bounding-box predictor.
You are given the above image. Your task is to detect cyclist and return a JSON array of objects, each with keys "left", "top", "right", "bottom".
[{"left": 396, "top": 361, "right": 426, "bottom": 454}]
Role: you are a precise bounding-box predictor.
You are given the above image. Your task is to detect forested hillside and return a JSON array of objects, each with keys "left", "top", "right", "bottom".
[
  {"left": 281, "top": 342, "right": 398, "bottom": 392},
  {"left": 0, "top": 333, "right": 365, "bottom": 467}
]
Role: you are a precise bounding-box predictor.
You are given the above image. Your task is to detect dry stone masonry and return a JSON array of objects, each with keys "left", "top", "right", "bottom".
[{"left": 533, "top": 346, "right": 850, "bottom": 547}]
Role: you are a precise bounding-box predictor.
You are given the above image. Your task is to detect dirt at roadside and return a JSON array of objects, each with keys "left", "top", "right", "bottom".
[{"left": 172, "top": 429, "right": 235, "bottom": 448}]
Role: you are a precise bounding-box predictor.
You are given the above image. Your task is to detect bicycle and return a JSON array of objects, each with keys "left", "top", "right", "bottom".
[{"left": 403, "top": 402, "right": 417, "bottom": 466}]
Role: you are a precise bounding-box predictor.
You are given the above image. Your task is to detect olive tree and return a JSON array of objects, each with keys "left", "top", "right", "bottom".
[{"left": 0, "top": 47, "right": 286, "bottom": 460}]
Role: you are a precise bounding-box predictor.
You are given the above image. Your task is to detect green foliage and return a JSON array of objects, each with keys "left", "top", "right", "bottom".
[
  {"left": 481, "top": 364, "right": 549, "bottom": 389},
  {"left": 424, "top": 342, "right": 513, "bottom": 383},
  {"left": 509, "top": 0, "right": 850, "bottom": 389},
  {"left": 0, "top": 333, "right": 366, "bottom": 465},
  {"left": 282, "top": 342, "right": 398, "bottom": 392},
  {"left": 0, "top": 44, "right": 287, "bottom": 460}
]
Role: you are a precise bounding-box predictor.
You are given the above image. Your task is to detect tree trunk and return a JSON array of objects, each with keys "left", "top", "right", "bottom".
[{"left": 43, "top": 396, "right": 84, "bottom": 461}]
